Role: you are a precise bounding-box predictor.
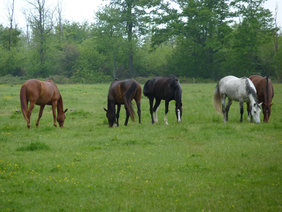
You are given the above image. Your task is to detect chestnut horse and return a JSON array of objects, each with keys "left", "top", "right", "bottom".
[
  {"left": 247, "top": 75, "right": 274, "bottom": 122},
  {"left": 104, "top": 79, "right": 142, "bottom": 127},
  {"left": 143, "top": 75, "right": 182, "bottom": 124},
  {"left": 20, "top": 79, "right": 68, "bottom": 128}
]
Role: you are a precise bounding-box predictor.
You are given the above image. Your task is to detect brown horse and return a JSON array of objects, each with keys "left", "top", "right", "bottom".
[
  {"left": 104, "top": 79, "right": 142, "bottom": 127},
  {"left": 247, "top": 75, "right": 274, "bottom": 122},
  {"left": 20, "top": 79, "right": 68, "bottom": 128}
]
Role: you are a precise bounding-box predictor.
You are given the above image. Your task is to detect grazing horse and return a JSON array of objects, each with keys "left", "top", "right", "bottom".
[
  {"left": 104, "top": 79, "right": 142, "bottom": 127},
  {"left": 213, "top": 75, "right": 261, "bottom": 123},
  {"left": 143, "top": 75, "right": 182, "bottom": 124},
  {"left": 20, "top": 79, "right": 68, "bottom": 128},
  {"left": 247, "top": 75, "right": 274, "bottom": 122}
]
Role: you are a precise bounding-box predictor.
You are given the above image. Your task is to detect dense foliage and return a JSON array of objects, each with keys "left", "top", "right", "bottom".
[{"left": 0, "top": 0, "right": 281, "bottom": 82}]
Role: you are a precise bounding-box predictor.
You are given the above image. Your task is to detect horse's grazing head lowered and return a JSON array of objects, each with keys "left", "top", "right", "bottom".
[
  {"left": 263, "top": 102, "right": 273, "bottom": 123},
  {"left": 263, "top": 76, "right": 273, "bottom": 122},
  {"left": 104, "top": 107, "right": 115, "bottom": 128},
  {"left": 57, "top": 109, "right": 68, "bottom": 127},
  {"left": 250, "top": 102, "right": 262, "bottom": 124},
  {"left": 246, "top": 78, "right": 262, "bottom": 124},
  {"left": 169, "top": 76, "right": 183, "bottom": 122},
  {"left": 248, "top": 75, "right": 274, "bottom": 123}
]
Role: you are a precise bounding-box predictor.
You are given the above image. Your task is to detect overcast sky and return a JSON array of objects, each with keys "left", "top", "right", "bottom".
[{"left": 0, "top": 0, "right": 281, "bottom": 30}]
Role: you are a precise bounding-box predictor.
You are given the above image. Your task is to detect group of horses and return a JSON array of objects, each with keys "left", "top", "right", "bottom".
[{"left": 19, "top": 75, "right": 273, "bottom": 128}]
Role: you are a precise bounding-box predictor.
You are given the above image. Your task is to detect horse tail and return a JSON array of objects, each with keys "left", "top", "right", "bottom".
[
  {"left": 20, "top": 83, "right": 29, "bottom": 122},
  {"left": 213, "top": 83, "right": 222, "bottom": 115},
  {"left": 124, "top": 81, "right": 137, "bottom": 121}
]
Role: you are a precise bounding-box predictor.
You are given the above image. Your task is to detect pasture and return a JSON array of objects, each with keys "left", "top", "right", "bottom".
[{"left": 0, "top": 82, "right": 282, "bottom": 211}]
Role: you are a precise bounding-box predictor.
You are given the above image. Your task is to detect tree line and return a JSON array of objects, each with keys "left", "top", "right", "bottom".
[{"left": 0, "top": 0, "right": 281, "bottom": 83}]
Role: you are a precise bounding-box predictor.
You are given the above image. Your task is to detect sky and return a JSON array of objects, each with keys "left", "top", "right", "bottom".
[{"left": 0, "top": 0, "right": 281, "bottom": 30}]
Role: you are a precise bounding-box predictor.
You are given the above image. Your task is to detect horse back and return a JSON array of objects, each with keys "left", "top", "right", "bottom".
[
  {"left": 143, "top": 77, "right": 176, "bottom": 100},
  {"left": 249, "top": 75, "right": 274, "bottom": 103},
  {"left": 108, "top": 79, "right": 140, "bottom": 104},
  {"left": 219, "top": 76, "right": 251, "bottom": 101},
  {"left": 25, "top": 79, "right": 60, "bottom": 105}
]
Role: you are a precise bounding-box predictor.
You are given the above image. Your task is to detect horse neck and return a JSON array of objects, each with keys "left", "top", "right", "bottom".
[
  {"left": 57, "top": 96, "right": 64, "bottom": 114},
  {"left": 246, "top": 79, "right": 258, "bottom": 104},
  {"left": 174, "top": 85, "right": 182, "bottom": 106},
  {"left": 107, "top": 98, "right": 115, "bottom": 113}
]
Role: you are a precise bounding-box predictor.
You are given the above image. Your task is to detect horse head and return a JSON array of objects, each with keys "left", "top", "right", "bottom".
[
  {"left": 57, "top": 109, "right": 68, "bottom": 127},
  {"left": 104, "top": 108, "right": 115, "bottom": 127},
  {"left": 251, "top": 103, "right": 262, "bottom": 123},
  {"left": 263, "top": 103, "right": 273, "bottom": 122}
]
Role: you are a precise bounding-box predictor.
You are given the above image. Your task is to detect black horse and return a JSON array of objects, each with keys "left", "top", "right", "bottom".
[
  {"left": 143, "top": 75, "right": 182, "bottom": 124},
  {"left": 104, "top": 79, "right": 142, "bottom": 127}
]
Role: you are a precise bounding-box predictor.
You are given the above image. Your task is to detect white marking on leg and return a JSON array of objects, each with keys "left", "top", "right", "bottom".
[
  {"left": 177, "top": 109, "right": 181, "bottom": 122},
  {"left": 154, "top": 107, "right": 158, "bottom": 123},
  {"left": 164, "top": 113, "right": 168, "bottom": 125}
]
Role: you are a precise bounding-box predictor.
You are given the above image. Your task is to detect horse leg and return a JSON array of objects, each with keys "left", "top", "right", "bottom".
[
  {"left": 136, "top": 101, "right": 141, "bottom": 124},
  {"left": 239, "top": 101, "right": 244, "bottom": 122},
  {"left": 27, "top": 101, "right": 35, "bottom": 128},
  {"left": 116, "top": 104, "right": 121, "bottom": 127},
  {"left": 124, "top": 107, "right": 130, "bottom": 126},
  {"left": 225, "top": 98, "right": 232, "bottom": 122},
  {"left": 221, "top": 96, "right": 227, "bottom": 123},
  {"left": 153, "top": 99, "right": 161, "bottom": 123},
  {"left": 52, "top": 101, "right": 58, "bottom": 127},
  {"left": 246, "top": 102, "right": 250, "bottom": 120},
  {"left": 164, "top": 100, "right": 169, "bottom": 125},
  {"left": 149, "top": 97, "right": 154, "bottom": 124},
  {"left": 36, "top": 105, "right": 45, "bottom": 127}
]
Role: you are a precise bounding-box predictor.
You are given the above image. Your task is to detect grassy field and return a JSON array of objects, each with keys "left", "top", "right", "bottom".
[{"left": 0, "top": 82, "right": 281, "bottom": 211}]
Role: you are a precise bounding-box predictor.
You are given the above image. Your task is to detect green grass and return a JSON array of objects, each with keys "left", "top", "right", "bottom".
[{"left": 0, "top": 83, "right": 281, "bottom": 211}]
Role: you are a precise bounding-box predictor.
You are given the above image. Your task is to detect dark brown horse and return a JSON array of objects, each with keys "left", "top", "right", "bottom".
[
  {"left": 143, "top": 75, "right": 182, "bottom": 124},
  {"left": 247, "top": 75, "right": 274, "bottom": 122},
  {"left": 20, "top": 79, "right": 68, "bottom": 128},
  {"left": 104, "top": 79, "right": 142, "bottom": 127}
]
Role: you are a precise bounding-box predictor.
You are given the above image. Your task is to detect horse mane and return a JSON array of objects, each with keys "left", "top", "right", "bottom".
[
  {"left": 245, "top": 78, "right": 258, "bottom": 103},
  {"left": 168, "top": 75, "right": 180, "bottom": 89}
]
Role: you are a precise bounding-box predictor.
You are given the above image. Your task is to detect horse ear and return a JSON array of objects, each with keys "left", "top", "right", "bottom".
[
  {"left": 64, "top": 109, "right": 68, "bottom": 113},
  {"left": 258, "top": 102, "right": 263, "bottom": 107},
  {"left": 104, "top": 108, "right": 108, "bottom": 112},
  {"left": 270, "top": 103, "right": 273, "bottom": 107}
]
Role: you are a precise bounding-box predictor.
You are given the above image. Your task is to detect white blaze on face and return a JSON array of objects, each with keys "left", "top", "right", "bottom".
[{"left": 177, "top": 109, "right": 181, "bottom": 122}]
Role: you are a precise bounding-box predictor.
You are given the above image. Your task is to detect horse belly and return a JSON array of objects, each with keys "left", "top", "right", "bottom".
[{"left": 36, "top": 96, "right": 53, "bottom": 105}]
